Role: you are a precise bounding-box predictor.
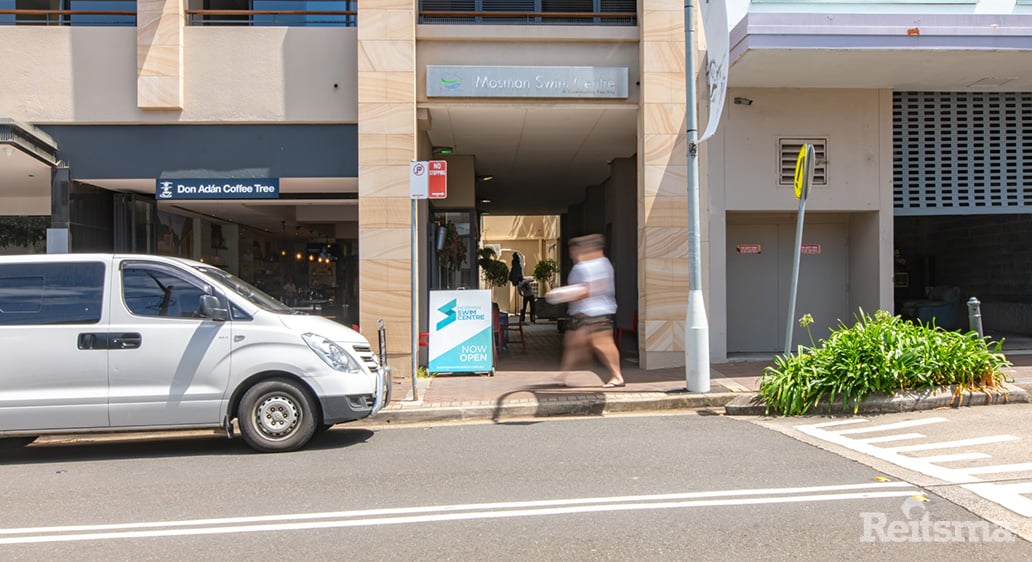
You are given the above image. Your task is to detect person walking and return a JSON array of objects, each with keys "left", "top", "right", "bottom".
[{"left": 549, "top": 234, "right": 624, "bottom": 388}]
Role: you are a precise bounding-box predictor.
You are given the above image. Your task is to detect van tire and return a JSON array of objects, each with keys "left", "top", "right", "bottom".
[{"left": 238, "top": 380, "right": 317, "bottom": 453}]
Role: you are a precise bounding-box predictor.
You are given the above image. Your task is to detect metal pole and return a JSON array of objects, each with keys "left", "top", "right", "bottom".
[
  {"left": 784, "top": 194, "right": 807, "bottom": 355},
  {"left": 684, "top": 0, "right": 710, "bottom": 393},
  {"left": 410, "top": 198, "right": 420, "bottom": 401},
  {"left": 967, "top": 297, "right": 983, "bottom": 338}
]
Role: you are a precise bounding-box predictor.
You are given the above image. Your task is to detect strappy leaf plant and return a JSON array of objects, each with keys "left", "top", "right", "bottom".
[{"left": 759, "top": 309, "right": 1011, "bottom": 416}]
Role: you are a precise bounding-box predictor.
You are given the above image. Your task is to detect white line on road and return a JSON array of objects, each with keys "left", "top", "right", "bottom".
[
  {"left": 916, "top": 453, "right": 991, "bottom": 463},
  {"left": 855, "top": 433, "right": 926, "bottom": 444},
  {"left": 885, "top": 435, "right": 1019, "bottom": 453},
  {"left": 796, "top": 421, "right": 1032, "bottom": 517},
  {"left": 0, "top": 487, "right": 919, "bottom": 545},
  {"left": 962, "top": 463, "right": 1032, "bottom": 476},
  {"left": 834, "top": 418, "right": 949, "bottom": 435}
]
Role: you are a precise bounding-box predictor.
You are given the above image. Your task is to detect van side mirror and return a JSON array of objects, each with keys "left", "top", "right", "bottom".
[{"left": 200, "top": 295, "right": 229, "bottom": 321}]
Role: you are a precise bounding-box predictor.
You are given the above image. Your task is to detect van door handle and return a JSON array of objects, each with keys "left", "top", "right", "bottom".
[
  {"left": 78, "top": 333, "right": 104, "bottom": 350},
  {"left": 110, "top": 333, "right": 142, "bottom": 350}
]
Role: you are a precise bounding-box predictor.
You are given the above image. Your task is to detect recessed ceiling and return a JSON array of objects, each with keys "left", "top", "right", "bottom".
[{"left": 425, "top": 104, "right": 638, "bottom": 214}]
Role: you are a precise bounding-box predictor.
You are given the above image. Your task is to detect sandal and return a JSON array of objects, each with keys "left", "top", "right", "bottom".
[{"left": 602, "top": 381, "right": 625, "bottom": 388}]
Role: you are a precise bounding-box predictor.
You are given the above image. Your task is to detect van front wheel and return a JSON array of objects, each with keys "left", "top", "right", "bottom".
[{"left": 238, "top": 380, "right": 317, "bottom": 453}]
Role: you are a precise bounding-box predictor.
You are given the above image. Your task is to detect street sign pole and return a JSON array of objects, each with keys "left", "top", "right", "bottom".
[
  {"left": 409, "top": 161, "right": 429, "bottom": 401},
  {"left": 684, "top": 0, "right": 710, "bottom": 393},
  {"left": 784, "top": 144, "right": 815, "bottom": 356}
]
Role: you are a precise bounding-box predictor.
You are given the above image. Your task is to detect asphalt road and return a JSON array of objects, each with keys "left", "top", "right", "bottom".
[{"left": 1, "top": 412, "right": 1029, "bottom": 560}]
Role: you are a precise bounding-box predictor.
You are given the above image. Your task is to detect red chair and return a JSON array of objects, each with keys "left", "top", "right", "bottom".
[
  {"left": 614, "top": 311, "right": 638, "bottom": 357},
  {"left": 504, "top": 314, "right": 526, "bottom": 352}
]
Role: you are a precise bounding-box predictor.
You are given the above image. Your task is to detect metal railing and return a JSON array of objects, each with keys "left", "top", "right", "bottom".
[
  {"left": 0, "top": 9, "right": 136, "bottom": 26},
  {"left": 186, "top": 8, "right": 356, "bottom": 26},
  {"left": 418, "top": 10, "right": 636, "bottom": 25}
]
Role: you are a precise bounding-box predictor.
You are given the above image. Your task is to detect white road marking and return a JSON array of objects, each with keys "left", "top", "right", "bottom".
[
  {"left": 0, "top": 483, "right": 918, "bottom": 545},
  {"left": 796, "top": 420, "right": 1032, "bottom": 517},
  {"left": 835, "top": 418, "right": 949, "bottom": 435},
  {"left": 965, "top": 483, "right": 1032, "bottom": 518},
  {"left": 963, "top": 463, "right": 1032, "bottom": 476},
  {"left": 917, "top": 453, "right": 991, "bottom": 463},
  {"left": 885, "top": 435, "right": 1019, "bottom": 453},
  {"left": 855, "top": 432, "right": 926, "bottom": 444}
]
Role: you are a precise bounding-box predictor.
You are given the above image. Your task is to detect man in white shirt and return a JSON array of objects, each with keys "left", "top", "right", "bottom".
[{"left": 556, "top": 233, "right": 624, "bottom": 388}]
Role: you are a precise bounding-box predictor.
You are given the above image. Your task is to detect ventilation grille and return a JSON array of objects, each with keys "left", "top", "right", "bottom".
[
  {"left": 778, "top": 139, "right": 827, "bottom": 186},
  {"left": 893, "top": 91, "right": 1032, "bottom": 216}
]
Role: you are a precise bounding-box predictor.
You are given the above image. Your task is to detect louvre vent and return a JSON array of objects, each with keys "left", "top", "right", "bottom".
[
  {"left": 778, "top": 139, "right": 828, "bottom": 187},
  {"left": 893, "top": 91, "right": 1032, "bottom": 216}
]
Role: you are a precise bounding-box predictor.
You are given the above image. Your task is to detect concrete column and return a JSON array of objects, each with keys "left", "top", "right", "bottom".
[
  {"left": 637, "top": 0, "right": 690, "bottom": 369},
  {"left": 357, "top": 0, "right": 417, "bottom": 376},
  {"left": 137, "top": 0, "right": 184, "bottom": 110}
]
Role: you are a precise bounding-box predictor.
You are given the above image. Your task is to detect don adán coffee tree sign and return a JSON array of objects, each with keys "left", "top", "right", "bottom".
[{"left": 156, "top": 178, "right": 279, "bottom": 200}]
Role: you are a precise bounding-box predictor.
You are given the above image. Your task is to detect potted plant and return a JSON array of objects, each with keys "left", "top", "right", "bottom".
[
  {"left": 477, "top": 247, "right": 510, "bottom": 289},
  {"left": 533, "top": 258, "right": 559, "bottom": 292}
]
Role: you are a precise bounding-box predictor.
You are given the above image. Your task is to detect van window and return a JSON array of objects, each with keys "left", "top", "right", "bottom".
[
  {"left": 0, "top": 262, "right": 105, "bottom": 325},
  {"left": 122, "top": 266, "right": 209, "bottom": 318}
]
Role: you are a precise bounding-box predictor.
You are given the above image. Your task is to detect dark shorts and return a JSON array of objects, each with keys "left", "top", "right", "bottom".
[{"left": 572, "top": 314, "right": 613, "bottom": 333}]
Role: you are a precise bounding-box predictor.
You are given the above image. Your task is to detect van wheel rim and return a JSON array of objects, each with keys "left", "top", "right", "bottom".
[{"left": 254, "top": 395, "right": 300, "bottom": 439}]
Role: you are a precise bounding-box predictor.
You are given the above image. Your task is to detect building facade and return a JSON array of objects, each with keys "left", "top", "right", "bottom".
[{"left": 1, "top": 0, "right": 1030, "bottom": 376}]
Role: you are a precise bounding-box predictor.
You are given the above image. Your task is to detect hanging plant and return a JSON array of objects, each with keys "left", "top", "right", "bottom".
[{"left": 437, "top": 221, "right": 466, "bottom": 272}]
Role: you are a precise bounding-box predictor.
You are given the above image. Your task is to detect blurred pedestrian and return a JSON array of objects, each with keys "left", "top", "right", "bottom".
[{"left": 549, "top": 234, "right": 623, "bottom": 388}]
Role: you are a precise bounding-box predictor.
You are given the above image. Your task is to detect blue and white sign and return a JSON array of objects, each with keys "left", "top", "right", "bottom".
[
  {"left": 428, "top": 290, "right": 494, "bottom": 374},
  {"left": 156, "top": 179, "right": 279, "bottom": 200}
]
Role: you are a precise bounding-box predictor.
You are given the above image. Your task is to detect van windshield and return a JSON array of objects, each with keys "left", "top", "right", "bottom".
[{"left": 192, "top": 266, "right": 293, "bottom": 314}]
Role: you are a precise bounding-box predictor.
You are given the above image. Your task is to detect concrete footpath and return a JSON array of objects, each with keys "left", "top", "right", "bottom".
[{"left": 377, "top": 320, "right": 1032, "bottom": 425}]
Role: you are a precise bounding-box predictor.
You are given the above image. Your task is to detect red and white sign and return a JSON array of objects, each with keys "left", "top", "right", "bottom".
[
  {"left": 410, "top": 160, "right": 448, "bottom": 200},
  {"left": 801, "top": 244, "right": 821, "bottom": 255},
  {"left": 736, "top": 244, "right": 762, "bottom": 254},
  {"left": 428, "top": 160, "right": 447, "bottom": 199}
]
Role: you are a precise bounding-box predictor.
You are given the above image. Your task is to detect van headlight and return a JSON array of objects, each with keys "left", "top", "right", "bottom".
[{"left": 302, "top": 333, "right": 362, "bottom": 372}]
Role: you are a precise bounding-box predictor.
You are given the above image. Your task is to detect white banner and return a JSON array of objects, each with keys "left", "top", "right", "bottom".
[{"left": 698, "top": 0, "right": 729, "bottom": 143}]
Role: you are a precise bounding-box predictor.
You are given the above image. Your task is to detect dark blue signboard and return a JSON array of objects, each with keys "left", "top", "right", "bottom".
[{"left": 156, "top": 178, "right": 280, "bottom": 200}]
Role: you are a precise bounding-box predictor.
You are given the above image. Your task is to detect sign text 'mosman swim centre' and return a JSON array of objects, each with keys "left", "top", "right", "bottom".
[{"left": 427, "top": 66, "right": 629, "bottom": 99}]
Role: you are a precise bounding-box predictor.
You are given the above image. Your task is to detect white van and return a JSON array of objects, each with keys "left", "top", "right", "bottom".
[{"left": 0, "top": 254, "right": 390, "bottom": 452}]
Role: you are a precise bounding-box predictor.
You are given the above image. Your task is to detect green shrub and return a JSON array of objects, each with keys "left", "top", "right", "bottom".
[
  {"left": 533, "top": 259, "right": 559, "bottom": 285},
  {"left": 477, "top": 247, "right": 510, "bottom": 288},
  {"left": 759, "top": 309, "right": 1011, "bottom": 416}
]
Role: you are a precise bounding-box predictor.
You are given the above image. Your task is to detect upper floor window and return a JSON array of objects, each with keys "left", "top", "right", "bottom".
[
  {"left": 0, "top": 0, "right": 136, "bottom": 26},
  {"left": 188, "top": 0, "right": 356, "bottom": 26},
  {"left": 419, "top": 0, "right": 636, "bottom": 26}
]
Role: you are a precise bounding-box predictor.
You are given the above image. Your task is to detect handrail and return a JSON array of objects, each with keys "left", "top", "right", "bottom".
[
  {"left": 0, "top": 10, "right": 136, "bottom": 16},
  {"left": 419, "top": 11, "right": 636, "bottom": 19},
  {"left": 185, "top": 10, "right": 357, "bottom": 16}
]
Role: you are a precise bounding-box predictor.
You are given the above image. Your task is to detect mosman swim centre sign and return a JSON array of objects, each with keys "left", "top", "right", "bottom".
[
  {"left": 427, "top": 66, "right": 628, "bottom": 99},
  {"left": 156, "top": 179, "right": 279, "bottom": 200}
]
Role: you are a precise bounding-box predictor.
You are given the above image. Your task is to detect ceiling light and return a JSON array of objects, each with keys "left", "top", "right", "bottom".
[
  {"left": 480, "top": 199, "right": 492, "bottom": 204},
  {"left": 479, "top": 175, "right": 493, "bottom": 181}
]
